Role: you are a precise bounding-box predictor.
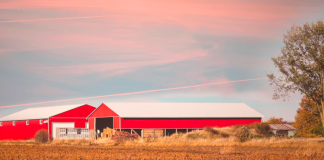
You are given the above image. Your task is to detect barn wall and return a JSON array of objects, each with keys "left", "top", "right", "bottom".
[
  {"left": 89, "top": 118, "right": 95, "bottom": 130},
  {"left": 88, "top": 104, "right": 119, "bottom": 118},
  {"left": 288, "top": 130, "right": 296, "bottom": 137},
  {"left": 48, "top": 118, "right": 90, "bottom": 139},
  {"left": 88, "top": 104, "right": 261, "bottom": 129},
  {"left": 52, "top": 104, "right": 96, "bottom": 118},
  {"left": 0, "top": 119, "right": 48, "bottom": 140},
  {"left": 87, "top": 104, "right": 120, "bottom": 130},
  {"left": 114, "top": 117, "right": 120, "bottom": 129},
  {"left": 120, "top": 118, "right": 261, "bottom": 129},
  {"left": 88, "top": 117, "right": 120, "bottom": 130},
  {"left": 48, "top": 104, "right": 96, "bottom": 139}
]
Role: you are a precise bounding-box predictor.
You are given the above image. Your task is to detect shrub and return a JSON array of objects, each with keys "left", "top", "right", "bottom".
[
  {"left": 111, "top": 131, "right": 138, "bottom": 142},
  {"left": 250, "top": 122, "right": 271, "bottom": 137},
  {"left": 34, "top": 129, "right": 48, "bottom": 143},
  {"left": 235, "top": 126, "right": 250, "bottom": 142},
  {"left": 204, "top": 126, "right": 219, "bottom": 135},
  {"left": 220, "top": 132, "right": 230, "bottom": 138}
]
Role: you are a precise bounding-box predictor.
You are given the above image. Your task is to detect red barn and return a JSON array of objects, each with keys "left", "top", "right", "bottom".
[
  {"left": 87, "top": 103, "right": 263, "bottom": 136},
  {"left": 0, "top": 104, "right": 95, "bottom": 140}
]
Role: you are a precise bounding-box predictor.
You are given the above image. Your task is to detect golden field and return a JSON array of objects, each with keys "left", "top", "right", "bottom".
[
  {"left": 1, "top": 128, "right": 324, "bottom": 159},
  {"left": 0, "top": 143, "right": 323, "bottom": 160},
  {"left": 1, "top": 137, "right": 324, "bottom": 159}
]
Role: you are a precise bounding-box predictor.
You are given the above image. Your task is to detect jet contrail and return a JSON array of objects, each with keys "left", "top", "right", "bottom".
[
  {"left": 0, "top": 78, "right": 266, "bottom": 108},
  {"left": 0, "top": 16, "right": 105, "bottom": 23}
]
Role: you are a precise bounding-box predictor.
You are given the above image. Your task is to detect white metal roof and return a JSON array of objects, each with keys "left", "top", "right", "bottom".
[
  {"left": 0, "top": 104, "right": 85, "bottom": 121},
  {"left": 269, "top": 124, "right": 296, "bottom": 130},
  {"left": 103, "top": 102, "right": 264, "bottom": 118}
]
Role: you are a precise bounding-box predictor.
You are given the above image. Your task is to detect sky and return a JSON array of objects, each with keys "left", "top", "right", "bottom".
[{"left": 0, "top": 0, "right": 324, "bottom": 121}]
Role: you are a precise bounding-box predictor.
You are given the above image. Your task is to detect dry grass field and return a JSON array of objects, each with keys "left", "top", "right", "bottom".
[
  {"left": 0, "top": 142, "right": 323, "bottom": 159},
  {"left": 1, "top": 138, "right": 324, "bottom": 159},
  {"left": 1, "top": 128, "right": 324, "bottom": 159}
]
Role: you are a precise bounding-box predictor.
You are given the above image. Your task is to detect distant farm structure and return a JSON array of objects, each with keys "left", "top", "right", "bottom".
[
  {"left": 0, "top": 103, "right": 263, "bottom": 140},
  {"left": 269, "top": 124, "right": 296, "bottom": 137}
]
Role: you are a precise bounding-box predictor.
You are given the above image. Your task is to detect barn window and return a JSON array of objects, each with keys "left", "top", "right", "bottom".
[
  {"left": 77, "top": 129, "right": 81, "bottom": 134},
  {"left": 40, "top": 120, "right": 43, "bottom": 125},
  {"left": 13, "top": 121, "right": 15, "bottom": 126},
  {"left": 26, "top": 120, "right": 29, "bottom": 125},
  {"left": 0, "top": 122, "right": 2, "bottom": 126}
]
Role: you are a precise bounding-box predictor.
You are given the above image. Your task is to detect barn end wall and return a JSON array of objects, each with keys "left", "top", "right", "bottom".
[
  {"left": 0, "top": 119, "right": 48, "bottom": 140},
  {"left": 88, "top": 104, "right": 119, "bottom": 118},
  {"left": 120, "top": 118, "right": 261, "bottom": 129},
  {"left": 88, "top": 104, "right": 120, "bottom": 130},
  {"left": 48, "top": 104, "right": 95, "bottom": 139}
]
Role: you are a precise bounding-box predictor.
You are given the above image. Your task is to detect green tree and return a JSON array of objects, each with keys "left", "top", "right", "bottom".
[
  {"left": 294, "top": 95, "right": 323, "bottom": 137},
  {"left": 267, "top": 20, "right": 324, "bottom": 128}
]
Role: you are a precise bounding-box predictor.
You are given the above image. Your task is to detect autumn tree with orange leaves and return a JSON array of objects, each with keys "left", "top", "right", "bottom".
[
  {"left": 294, "top": 96, "right": 323, "bottom": 137},
  {"left": 265, "top": 117, "right": 287, "bottom": 124}
]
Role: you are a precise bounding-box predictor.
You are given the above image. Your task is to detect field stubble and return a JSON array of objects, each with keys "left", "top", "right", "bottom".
[
  {"left": 1, "top": 128, "right": 324, "bottom": 159},
  {"left": 1, "top": 138, "right": 324, "bottom": 159},
  {"left": 0, "top": 144, "right": 324, "bottom": 159}
]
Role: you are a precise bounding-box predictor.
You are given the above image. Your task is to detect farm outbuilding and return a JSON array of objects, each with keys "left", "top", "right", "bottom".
[
  {"left": 0, "top": 102, "right": 264, "bottom": 140},
  {"left": 87, "top": 103, "right": 263, "bottom": 138},
  {"left": 269, "top": 124, "right": 296, "bottom": 137},
  {"left": 0, "top": 104, "right": 95, "bottom": 140}
]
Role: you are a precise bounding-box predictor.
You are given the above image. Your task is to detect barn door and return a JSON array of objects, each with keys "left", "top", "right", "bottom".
[
  {"left": 95, "top": 117, "right": 114, "bottom": 133},
  {"left": 52, "top": 122, "right": 74, "bottom": 139}
]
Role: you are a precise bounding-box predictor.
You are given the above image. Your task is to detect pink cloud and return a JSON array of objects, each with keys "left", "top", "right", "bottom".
[
  {"left": 241, "top": 87, "right": 303, "bottom": 103},
  {"left": 193, "top": 76, "right": 237, "bottom": 95},
  {"left": 225, "top": 54, "right": 272, "bottom": 69},
  {"left": 0, "top": 0, "right": 320, "bottom": 85},
  {"left": 0, "top": 0, "right": 319, "bottom": 58},
  {"left": 31, "top": 50, "right": 207, "bottom": 77},
  {"left": 0, "top": 0, "right": 316, "bottom": 38},
  {"left": 0, "top": 16, "right": 105, "bottom": 23},
  {"left": 30, "top": 86, "right": 79, "bottom": 95},
  {"left": 154, "top": 76, "right": 239, "bottom": 98},
  {"left": 19, "top": 27, "right": 213, "bottom": 79}
]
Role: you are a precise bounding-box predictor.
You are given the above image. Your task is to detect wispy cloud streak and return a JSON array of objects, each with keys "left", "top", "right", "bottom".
[
  {"left": 0, "top": 16, "right": 105, "bottom": 23},
  {"left": 0, "top": 78, "right": 266, "bottom": 108}
]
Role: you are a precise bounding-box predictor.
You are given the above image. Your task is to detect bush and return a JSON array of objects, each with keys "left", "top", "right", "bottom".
[
  {"left": 111, "top": 131, "right": 138, "bottom": 142},
  {"left": 34, "top": 129, "right": 48, "bottom": 143},
  {"left": 250, "top": 122, "right": 271, "bottom": 137},
  {"left": 220, "top": 132, "right": 230, "bottom": 138},
  {"left": 204, "top": 126, "right": 219, "bottom": 134},
  {"left": 235, "top": 126, "right": 250, "bottom": 142}
]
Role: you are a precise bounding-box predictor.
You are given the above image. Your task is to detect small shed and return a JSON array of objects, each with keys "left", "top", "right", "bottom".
[{"left": 269, "top": 124, "right": 296, "bottom": 137}]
